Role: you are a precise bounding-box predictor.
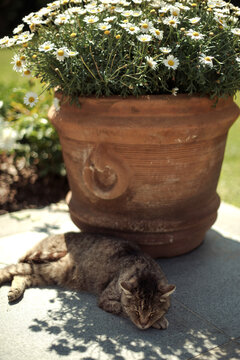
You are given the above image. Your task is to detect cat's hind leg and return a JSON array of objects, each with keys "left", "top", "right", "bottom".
[
  {"left": 8, "top": 275, "right": 29, "bottom": 302},
  {"left": 0, "top": 263, "right": 32, "bottom": 286}
]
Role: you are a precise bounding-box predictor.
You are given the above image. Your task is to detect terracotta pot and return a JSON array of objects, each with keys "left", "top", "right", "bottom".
[{"left": 48, "top": 94, "right": 239, "bottom": 258}]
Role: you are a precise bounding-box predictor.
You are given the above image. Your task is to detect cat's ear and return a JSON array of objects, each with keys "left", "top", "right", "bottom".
[
  {"left": 120, "top": 281, "right": 133, "bottom": 297},
  {"left": 159, "top": 284, "right": 176, "bottom": 302}
]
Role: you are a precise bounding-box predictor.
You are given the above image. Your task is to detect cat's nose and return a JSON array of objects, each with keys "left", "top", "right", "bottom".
[{"left": 139, "top": 320, "right": 149, "bottom": 329}]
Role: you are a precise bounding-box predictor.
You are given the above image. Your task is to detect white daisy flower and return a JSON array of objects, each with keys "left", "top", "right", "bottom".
[
  {"left": 68, "top": 51, "right": 79, "bottom": 57},
  {"left": 122, "top": 10, "right": 133, "bottom": 17},
  {"left": 236, "top": 57, "right": 240, "bottom": 64},
  {"left": 0, "top": 127, "right": 18, "bottom": 151},
  {"left": 163, "top": 16, "right": 180, "bottom": 28},
  {"left": 11, "top": 55, "right": 25, "bottom": 72},
  {"left": 16, "top": 31, "right": 34, "bottom": 44},
  {"left": 39, "top": 41, "right": 55, "bottom": 52},
  {"left": 132, "top": 0, "right": 142, "bottom": 3},
  {"left": 170, "top": 6, "right": 180, "bottom": 17},
  {"left": 104, "top": 16, "right": 116, "bottom": 22},
  {"left": 186, "top": 29, "right": 204, "bottom": 40},
  {"left": 83, "top": 15, "right": 99, "bottom": 24},
  {"left": 22, "top": 69, "right": 32, "bottom": 78},
  {"left": 189, "top": 17, "right": 201, "bottom": 25},
  {"left": 215, "top": 16, "right": 227, "bottom": 28},
  {"left": 231, "top": 28, "right": 240, "bottom": 36},
  {"left": 114, "top": 7, "right": 125, "bottom": 13},
  {"left": 172, "top": 87, "right": 179, "bottom": 96},
  {"left": 159, "top": 6, "right": 170, "bottom": 14},
  {"left": 199, "top": 54, "right": 214, "bottom": 68},
  {"left": 137, "top": 34, "right": 152, "bottom": 42},
  {"left": 13, "top": 24, "right": 24, "bottom": 34},
  {"left": 0, "top": 36, "right": 16, "bottom": 48},
  {"left": 163, "top": 55, "right": 179, "bottom": 70},
  {"left": 98, "top": 23, "right": 112, "bottom": 31},
  {"left": 139, "top": 19, "right": 154, "bottom": 33},
  {"left": 146, "top": 56, "right": 158, "bottom": 70},
  {"left": 160, "top": 47, "right": 171, "bottom": 54},
  {"left": 54, "top": 14, "right": 71, "bottom": 25},
  {"left": 55, "top": 47, "right": 69, "bottom": 61},
  {"left": 150, "top": 28, "right": 164, "bottom": 40},
  {"left": 132, "top": 10, "right": 142, "bottom": 17},
  {"left": 24, "top": 92, "right": 38, "bottom": 108},
  {"left": 126, "top": 24, "right": 140, "bottom": 34}
]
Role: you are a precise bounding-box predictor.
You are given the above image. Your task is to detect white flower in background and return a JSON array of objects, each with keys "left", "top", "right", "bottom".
[
  {"left": 189, "top": 17, "right": 201, "bottom": 25},
  {"left": 163, "top": 55, "right": 179, "bottom": 70},
  {"left": 98, "top": 23, "right": 112, "bottom": 31},
  {"left": 137, "top": 34, "right": 152, "bottom": 42},
  {"left": 39, "top": 41, "right": 55, "bottom": 52},
  {"left": 13, "top": 24, "right": 24, "bottom": 34},
  {"left": 0, "top": 36, "right": 16, "bottom": 48},
  {"left": 0, "top": 126, "right": 18, "bottom": 151},
  {"left": 163, "top": 16, "right": 180, "bottom": 28},
  {"left": 24, "top": 92, "right": 38, "bottom": 108},
  {"left": 16, "top": 31, "right": 34, "bottom": 44},
  {"left": 0, "top": 100, "right": 3, "bottom": 108},
  {"left": 231, "top": 28, "right": 240, "bottom": 36},
  {"left": 55, "top": 47, "right": 70, "bottom": 61},
  {"left": 150, "top": 28, "right": 164, "bottom": 40},
  {"left": 11, "top": 55, "right": 25, "bottom": 72},
  {"left": 145, "top": 56, "right": 158, "bottom": 70},
  {"left": 53, "top": 97, "right": 60, "bottom": 111},
  {"left": 159, "top": 6, "right": 170, "bottom": 14},
  {"left": 83, "top": 15, "right": 99, "bottom": 24},
  {"left": 160, "top": 47, "right": 172, "bottom": 54},
  {"left": 139, "top": 19, "right": 153, "bottom": 32},
  {"left": 114, "top": 7, "right": 125, "bottom": 13},
  {"left": 199, "top": 54, "right": 214, "bottom": 68},
  {"left": 172, "top": 87, "right": 179, "bottom": 96},
  {"left": 236, "top": 57, "right": 240, "bottom": 64},
  {"left": 186, "top": 29, "right": 204, "bottom": 40}
]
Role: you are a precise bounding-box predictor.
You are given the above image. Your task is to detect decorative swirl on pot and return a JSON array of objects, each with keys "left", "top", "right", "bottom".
[{"left": 82, "top": 144, "right": 129, "bottom": 200}]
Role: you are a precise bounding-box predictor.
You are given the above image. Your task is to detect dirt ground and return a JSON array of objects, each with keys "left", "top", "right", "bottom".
[{"left": 0, "top": 154, "right": 69, "bottom": 215}]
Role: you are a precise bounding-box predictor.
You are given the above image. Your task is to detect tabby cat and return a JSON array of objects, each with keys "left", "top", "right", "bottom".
[{"left": 0, "top": 232, "right": 175, "bottom": 330}]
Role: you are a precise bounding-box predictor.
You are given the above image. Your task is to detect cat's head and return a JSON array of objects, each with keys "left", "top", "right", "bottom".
[{"left": 120, "top": 273, "right": 176, "bottom": 330}]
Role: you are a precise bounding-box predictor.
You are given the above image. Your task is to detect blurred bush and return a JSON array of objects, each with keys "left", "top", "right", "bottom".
[{"left": 0, "top": 82, "right": 65, "bottom": 177}]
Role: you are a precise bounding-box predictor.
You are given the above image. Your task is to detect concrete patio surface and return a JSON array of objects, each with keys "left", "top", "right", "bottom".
[{"left": 0, "top": 201, "right": 240, "bottom": 360}]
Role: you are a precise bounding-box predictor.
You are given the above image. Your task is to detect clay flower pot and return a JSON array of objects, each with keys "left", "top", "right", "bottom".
[{"left": 48, "top": 94, "right": 239, "bottom": 258}]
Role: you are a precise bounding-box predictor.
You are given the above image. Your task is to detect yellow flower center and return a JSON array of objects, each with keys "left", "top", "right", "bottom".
[
  {"left": 205, "top": 57, "right": 211, "bottom": 62},
  {"left": 32, "top": 54, "right": 37, "bottom": 59},
  {"left": 168, "top": 60, "right": 174, "bottom": 66},
  {"left": 16, "top": 60, "right": 22, "bottom": 67},
  {"left": 142, "top": 23, "right": 148, "bottom": 29},
  {"left": 70, "top": 33, "right": 77, "bottom": 38},
  {"left": 155, "top": 30, "right": 160, "bottom": 35},
  {"left": 172, "top": 11, "right": 178, "bottom": 16},
  {"left": 24, "top": 70, "right": 31, "bottom": 75},
  {"left": 88, "top": 19, "right": 94, "bottom": 23},
  {"left": 141, "top": 37, "right": 147, "bottom": 42},
  {"left": 104, "top": 30, "right": 110, "bottom": 35},
  {"left": 58, "top": 50, "right": 64, "bottom": 56},
  {"left": 44, "top": 45, "right": 50, "bottom": 50},
  {"left": 101, "top": 25, "right": 107, "bottom": 30},
  {"left": 115, "top": 34, "right": 121, "bottom": 39},
  {"left": 20, "top": 55, "right": 26, "bottom": 61},
  {"left": 191, "top": 3, "right": 197, "bottom": 7},
  {"left": 29, "top": 97, "right": 35, "bottom": 103},
  {"left": 193, "top": 32, "right": 199, "bottom": 37},
  {"left": 169, "top": 20, "right": 176, "bottom": 25},
  {"left": 129, "top": 27, "right": 135, "bottom": 31}
]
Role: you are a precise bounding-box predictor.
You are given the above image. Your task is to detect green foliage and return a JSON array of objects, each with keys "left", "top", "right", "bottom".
[
  {"left": 1, "top": 0, "right": 240, "bottom": 101},
  {"left": 0, "top": 84, "right": 65, "bottom": 177}
]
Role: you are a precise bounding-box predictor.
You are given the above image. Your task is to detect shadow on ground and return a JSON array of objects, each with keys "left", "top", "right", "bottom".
[{"left": 20, "top": 229, "right": 240, "bottom": 360}]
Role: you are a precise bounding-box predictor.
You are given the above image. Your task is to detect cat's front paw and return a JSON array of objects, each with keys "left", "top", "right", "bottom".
[
  {"left": 152, "top": 316, "right": 169, "bottom": 330},
  {"left": 8, "top": 288, "right": 22, "bottom": 302}
]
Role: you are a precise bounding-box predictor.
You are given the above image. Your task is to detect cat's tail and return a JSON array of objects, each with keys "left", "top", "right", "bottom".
[
  {"left": 0, "top": 263, "right": 33, "bottom": 285},
  {"left": 19, "top": 250, "right": 67, "bottom": 263}
]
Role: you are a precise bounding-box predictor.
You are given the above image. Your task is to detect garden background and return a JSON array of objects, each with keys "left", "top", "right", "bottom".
[{"left": 0, "top": 0, "right": 240, "bottom": 213}]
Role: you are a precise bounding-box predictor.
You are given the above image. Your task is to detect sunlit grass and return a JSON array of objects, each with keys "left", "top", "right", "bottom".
[{"left": 0, "top": 49, "right": 239, "bottom": 207}]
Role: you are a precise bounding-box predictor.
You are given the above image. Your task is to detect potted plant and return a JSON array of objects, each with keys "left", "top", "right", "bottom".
[{"left": 2, "top": 0, "right": 240, "bottom": 257}]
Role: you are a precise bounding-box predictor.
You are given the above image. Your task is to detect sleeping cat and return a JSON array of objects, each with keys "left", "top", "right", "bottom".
[{"left": 0, "top": 232, "right": 175, "bottom": 330}]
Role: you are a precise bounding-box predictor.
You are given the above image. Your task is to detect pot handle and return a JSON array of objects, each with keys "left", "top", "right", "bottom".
[{"left": 82, "top": 144, "right": 129, "bottom": 200}]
